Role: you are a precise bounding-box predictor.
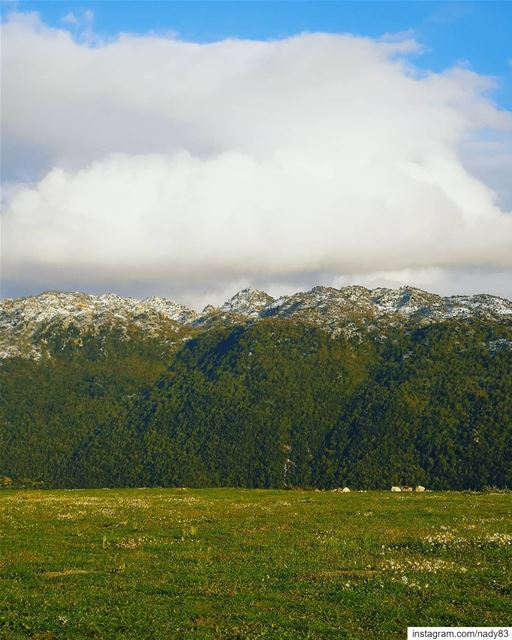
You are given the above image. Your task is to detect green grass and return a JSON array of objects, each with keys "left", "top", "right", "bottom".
[{"left": 0, "top": 489, "right": 511, "bottom": 639}]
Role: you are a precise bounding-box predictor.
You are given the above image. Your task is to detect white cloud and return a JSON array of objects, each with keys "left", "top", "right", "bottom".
[
  {"left": 2, "top": 12, "right": 512, "bottom": 304},
  {"left": 59, "top": 9, "right": 96, "bottom": 44},
  {"left": 61, "top": 12, "right": 78, "bottom": 25}
]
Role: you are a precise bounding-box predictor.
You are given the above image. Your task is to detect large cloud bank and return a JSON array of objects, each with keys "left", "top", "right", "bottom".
[{"left": 2, "top": 12, "right": 512, "bottom": 305}]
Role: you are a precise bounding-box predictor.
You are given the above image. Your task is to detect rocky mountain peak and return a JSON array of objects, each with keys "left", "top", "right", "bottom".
[
  {"left": 201, "top": 304, "right": 218, "bottom": 314},
  {"left": 141, "top": 296, "right": 198, "bottom": 324},
  {"left": 370, "top": 286, "right": 441, "bottom": 314},
  {"left": 221, "top": 288, "right": 275, "bottom": 317}
]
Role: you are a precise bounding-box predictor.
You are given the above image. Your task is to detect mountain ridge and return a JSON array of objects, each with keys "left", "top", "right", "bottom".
[{"left": 2, "top": 284, "right": 511, "bottom": 360}]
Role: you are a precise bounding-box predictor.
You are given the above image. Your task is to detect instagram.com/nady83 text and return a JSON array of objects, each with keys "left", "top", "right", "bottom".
[{"left": 408, "top": 628, "right": 511, "bottom": 639}]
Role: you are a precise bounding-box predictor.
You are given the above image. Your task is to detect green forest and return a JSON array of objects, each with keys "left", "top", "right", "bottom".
[{"left": 1, "top": 318, "right": 511, "bottom": 489}]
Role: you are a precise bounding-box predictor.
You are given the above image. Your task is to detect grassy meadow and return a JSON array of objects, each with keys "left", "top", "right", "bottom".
[{"left": 0, "top": 488, "right": 511, "bottom": 639}]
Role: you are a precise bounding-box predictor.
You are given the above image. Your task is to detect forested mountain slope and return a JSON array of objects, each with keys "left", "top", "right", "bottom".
[{"left": 1, "top": 287, "right": 511, "bottom": 489}]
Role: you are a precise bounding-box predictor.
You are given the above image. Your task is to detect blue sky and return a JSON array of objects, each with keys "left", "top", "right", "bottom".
[{"left": 3, "top": 1, "right": 512, "bottom": 106}]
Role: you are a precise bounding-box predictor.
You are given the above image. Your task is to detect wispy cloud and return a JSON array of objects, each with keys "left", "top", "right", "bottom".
[
  {"left": 58, "top": 8, "right": 96, "bottom": 43},
  {"left": 426, "top": 2, "right": 473, "bottom": 27},
  {"left": 61, "top": 12, "right": 78, "bottom": 25}
]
